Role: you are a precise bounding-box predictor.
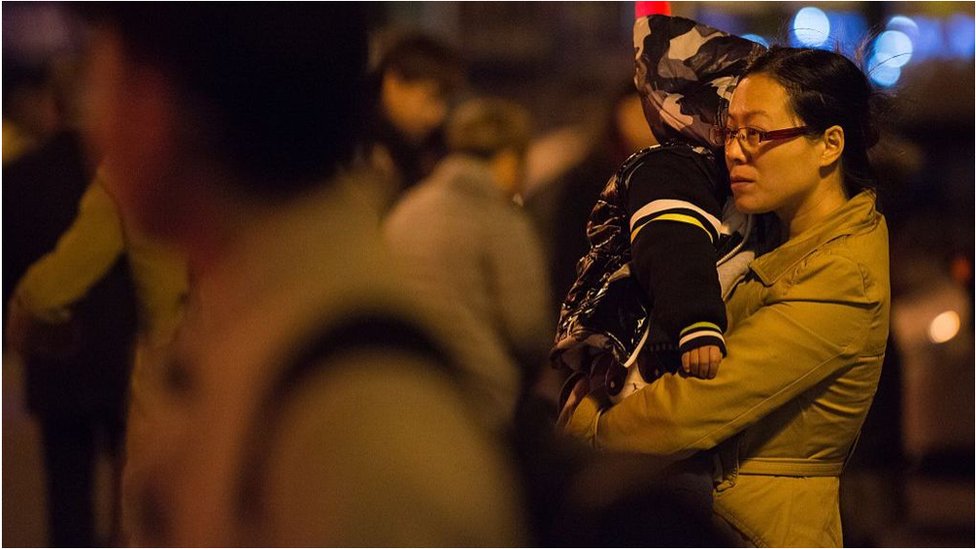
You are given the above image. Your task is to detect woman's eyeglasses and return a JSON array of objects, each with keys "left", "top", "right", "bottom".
[{"left": 715, "top": 126, "right": 811, "bottom": 150}]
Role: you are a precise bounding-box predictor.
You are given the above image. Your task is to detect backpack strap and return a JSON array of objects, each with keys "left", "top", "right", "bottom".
[{"left": 236, "top": 312, "right": 457, "bottom": 521}]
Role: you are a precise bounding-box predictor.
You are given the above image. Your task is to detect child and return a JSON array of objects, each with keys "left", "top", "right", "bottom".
[{"left": 552, "top": 13, "right": 765, "bottom": 419}]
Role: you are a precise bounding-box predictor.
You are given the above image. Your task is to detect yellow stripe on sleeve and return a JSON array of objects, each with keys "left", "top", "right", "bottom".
[
  {"left": 680, "top": 321, "right": 723, "bottom": 337},
  {"left": 630, "top": 213, "right": 714, "bottom": 243}
]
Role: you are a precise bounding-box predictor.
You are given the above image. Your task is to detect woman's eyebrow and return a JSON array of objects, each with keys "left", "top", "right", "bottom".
[{"left": 728, "top": 108, "right": 770, "bottom": 120}]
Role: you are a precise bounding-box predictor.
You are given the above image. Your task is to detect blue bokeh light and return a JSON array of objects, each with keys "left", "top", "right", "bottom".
[
  {"left": 874, "top": 30, "right": 914, "bottom": 68},
  {"left": 791, "top": 7, "right": 831, "bottom": 48},
  {"left": 946, "top": 14, "right": 975, "bottom": 58},
  {"left": 867, "top": 53, "right": 902, "bottom": 87},
  {"left": 887, "top": 15, "right": 920, "bottom": 42},
  {"left": 826, "top": 11, "right": 868, "bottom": 57},
  {"left": 697, "top": 9, "right": 743, "bottom": 37},
  {"left": 911, "top": 16, "right": 943, "bottom": 61}
]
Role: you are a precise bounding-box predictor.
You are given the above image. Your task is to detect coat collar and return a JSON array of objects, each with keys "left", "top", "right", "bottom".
[{"left": 750, "top": 192, "right": 881, "bottom": 285}]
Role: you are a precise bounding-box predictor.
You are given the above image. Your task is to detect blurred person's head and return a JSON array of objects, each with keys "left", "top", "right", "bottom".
[
  {"left": 77, "top": 4, "right": 369, "bottom": 251},
  {"left": 2, "top": 61, "right": 62, "bottom": 141},
  {"left": 724, "top": 47, "right": 883, "bottom": 225},
  {"left": 607, "top": 80, "right": 658, "bottom": 162},
  {"left": 446, "top": 97, "right": 531, "bottom": 198},
  {"left": 376, "top": 32, "right": 464, "bottom": 145}
]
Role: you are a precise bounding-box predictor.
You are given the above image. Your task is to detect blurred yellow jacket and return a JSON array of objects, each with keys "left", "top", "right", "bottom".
[
  {"left": 11, "top": 173, "right": 189, "bottom": 543},
  {"left": 566, "top": 191, "right": 890, "bottom": 547},
  {"left": 14, "top": 175, "right": 187, "bottom": 344}
]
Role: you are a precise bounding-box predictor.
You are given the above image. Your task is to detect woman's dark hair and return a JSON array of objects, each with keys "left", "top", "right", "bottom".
[
  {"left": 374, "top": 32, "right": 465, "bottom": 95},
  {"left": 743, "top": 46, "right": 887, "bottom": 197},
  {"left": 77, "top": 3, "right": 371, "bottom": 196}
]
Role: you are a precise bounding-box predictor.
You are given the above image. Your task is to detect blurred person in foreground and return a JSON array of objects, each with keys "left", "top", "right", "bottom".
[
  {"left": 384, "top": 97, "right": 553, "bottom": 429},
  {"left": 78, "top": 4, "right": 525, "bottom": 546},
  {"left": 367, "top": 31, "right": 466, "bottom": 211}
]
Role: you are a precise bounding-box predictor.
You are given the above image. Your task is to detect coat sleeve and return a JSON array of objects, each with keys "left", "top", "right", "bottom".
[
  {"left": 12, "top": 178, "right": 125, "bottom": 322},
  {"left": 566, "top": 251, "right": 878, "bottom": 455},
  {"left": 627, "top": 153, "right": 727, "bottom": 354}
]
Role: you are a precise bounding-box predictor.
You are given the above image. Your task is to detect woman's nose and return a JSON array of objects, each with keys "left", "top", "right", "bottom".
[{"left": 724, "top": 135, "right": 747, "bottom": 166}]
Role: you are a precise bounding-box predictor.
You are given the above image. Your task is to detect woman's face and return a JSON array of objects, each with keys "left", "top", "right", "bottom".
[{"left": 724, "top": 73, "right": 824, "bottom": 218}]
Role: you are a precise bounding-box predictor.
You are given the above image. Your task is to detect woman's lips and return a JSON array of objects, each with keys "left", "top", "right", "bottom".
[{"left": 730, "top": 178, "right": 752, "bottom": 193}]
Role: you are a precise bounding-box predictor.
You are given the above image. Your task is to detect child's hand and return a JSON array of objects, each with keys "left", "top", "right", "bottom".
[{"left": 681, "top": 345, "right": 722, "bottom": 379}]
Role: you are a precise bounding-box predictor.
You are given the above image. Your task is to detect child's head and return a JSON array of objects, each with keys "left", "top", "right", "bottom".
[{"left": 633, "top": 15, "right": 765, "bottom": 150}]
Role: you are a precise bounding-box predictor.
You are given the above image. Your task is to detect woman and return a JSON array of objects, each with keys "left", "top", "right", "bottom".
[{"left": 563, "top": 46, "right": 890, "bottom": 547}]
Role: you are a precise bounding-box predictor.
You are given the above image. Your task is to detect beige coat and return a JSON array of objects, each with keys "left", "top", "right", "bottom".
[
  {"left": 127, "top": 175, "right": 527, "bottom": 546},
  {"left": 566, "top": 191, "right": 890, "bottom": 547}
]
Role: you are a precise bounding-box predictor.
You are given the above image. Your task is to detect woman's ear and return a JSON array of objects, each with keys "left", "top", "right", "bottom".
[{"left": 820, "top": 124, "right": 845, "bottom": 167}]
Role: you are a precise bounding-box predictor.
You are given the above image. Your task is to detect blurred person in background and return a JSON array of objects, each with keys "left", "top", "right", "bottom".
[
  {"left": 3, "top": 60, "right": 89, "bottom": 303},
  {"left": 6, "top": 171, "right": 189, "bottom": 545},
  {"left": 384, "top": 97, "right": 553, "bottom": 429},
  {"left": 2, "top": 61, "right": 63, "bottom": 163},
  {"left": 367, "top": 30, "right": 466, "bottom": 211},
  {"left": 4, "top": 148, "right": 135, "bottom": 549},
  {"left": 526, "top": 79, "right": 658, "bottom": 314},
  {"left": 5, "top": 28, "right": 189, "bottom": 546},
  {"left": 77, "top": 4, "right": 525, "bottom": 546},
  {"left": 2, "top": 54, "right": 140, "bottom": 547}
]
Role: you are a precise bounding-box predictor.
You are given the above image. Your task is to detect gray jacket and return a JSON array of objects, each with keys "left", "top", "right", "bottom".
[{"left": 385, "top": 155, "right": 553, "bottom": 424}]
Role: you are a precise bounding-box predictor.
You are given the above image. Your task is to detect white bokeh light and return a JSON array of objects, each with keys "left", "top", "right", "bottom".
[
  {"left": 928, "top": 310, "right": 961, "bottom": 344},
  {"left": 792, "top": 7, "right": 831, "bottom": 47},
  {"left": 875, "top": 29, "right": 914, "bottom": 68},
  {"left": 887, "top": 15, "right": 920, "bottom": 41},
  {"left": 867, "top": 54, "right": 902, "bottom": 87}
]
